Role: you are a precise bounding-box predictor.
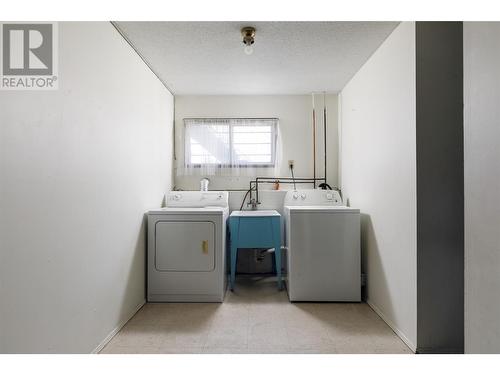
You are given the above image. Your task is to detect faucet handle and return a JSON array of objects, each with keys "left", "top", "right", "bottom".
[{"left": 247, "top": 198, "right": 260, "bottom": 209}]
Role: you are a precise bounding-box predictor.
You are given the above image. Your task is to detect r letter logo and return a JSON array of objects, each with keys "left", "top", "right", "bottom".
[{"left": 1, "top": 22, "right": 58, "bottom": 90}]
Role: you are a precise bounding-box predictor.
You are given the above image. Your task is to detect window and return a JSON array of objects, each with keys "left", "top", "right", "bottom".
[{"left": 184, "top": 118, "right": 278, "bottom": 168}]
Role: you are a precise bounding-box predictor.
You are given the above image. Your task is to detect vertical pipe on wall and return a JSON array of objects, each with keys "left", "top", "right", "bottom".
[
  {"left": 312, "top": 93, "right": 316, "bottom": 188},
  {"left": 323, "top": 92, "right": 327, "bottom": 184},
  {"left": 337, "top": 93, "right": 342, "bottom": 190}
]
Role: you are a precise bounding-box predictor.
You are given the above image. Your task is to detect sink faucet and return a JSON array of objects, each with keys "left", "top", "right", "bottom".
[{"left": 247, "top": 198, "right": 259, "bottom": 210}]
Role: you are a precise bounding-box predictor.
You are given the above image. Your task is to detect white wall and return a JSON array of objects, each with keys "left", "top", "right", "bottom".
[
  {"left": 173, "top": 95, "right": 339, "bottom": 191},
  {"left": 464, "top": 22, "right": 500, "bottom": 353},
  {"left": 0, "top": 22, "right": 174, "bottom": 353},
  {"left": 340, "top": 22, "right": 417, "bottom": 350}
]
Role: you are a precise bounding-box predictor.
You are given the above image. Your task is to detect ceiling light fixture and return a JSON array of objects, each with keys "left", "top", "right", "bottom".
[{"left": 241, "top": 27, "right": 256, "bottom": 55}]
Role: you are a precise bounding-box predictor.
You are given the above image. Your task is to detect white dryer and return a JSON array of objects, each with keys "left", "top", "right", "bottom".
[
  {"left": 147, "top": 191, "right": 229, "bottom": 302},
  {"left": 284, "top": 189, "right": 360, "bottom": 302}
]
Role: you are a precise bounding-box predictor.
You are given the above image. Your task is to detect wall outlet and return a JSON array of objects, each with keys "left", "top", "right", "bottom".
[{"left": 288, "top": 160, "right": 295, "bottom": 169}]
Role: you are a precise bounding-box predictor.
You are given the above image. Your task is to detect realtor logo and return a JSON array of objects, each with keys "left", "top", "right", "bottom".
[{"left": 1, "top": 22, "right": 58, "bottom": 90}]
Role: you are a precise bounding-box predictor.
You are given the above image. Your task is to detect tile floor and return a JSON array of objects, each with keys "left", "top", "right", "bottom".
[{"left": 100, "top": 276, "right": 412, "bottom": 354}]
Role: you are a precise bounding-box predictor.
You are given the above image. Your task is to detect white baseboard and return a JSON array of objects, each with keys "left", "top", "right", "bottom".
[
  {"left": 366, "top": 299, "right": 417, "bottom": 353},
  {"left": 91, "top": 299, "right": 146, "bottom": 354}
]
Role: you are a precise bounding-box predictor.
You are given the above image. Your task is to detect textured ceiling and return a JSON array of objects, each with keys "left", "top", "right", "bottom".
[{"left": 115, "top": 22, "right": 399, "bottom": 95}]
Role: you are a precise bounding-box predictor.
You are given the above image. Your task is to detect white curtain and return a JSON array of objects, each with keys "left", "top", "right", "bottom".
[{"left": 177, "top": 118, "right": 281, "bottom": 177}]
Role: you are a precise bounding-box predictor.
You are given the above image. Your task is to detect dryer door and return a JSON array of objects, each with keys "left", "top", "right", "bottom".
[{"left": 155, "top": 221, "right": 215, "bottom": 272}]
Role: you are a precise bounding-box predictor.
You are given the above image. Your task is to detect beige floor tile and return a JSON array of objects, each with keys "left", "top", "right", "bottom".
[
  {"left": 283, "top": 303, "right": 325, "bottom": 323},
  {"left": 101, "top": 276, "right": 412, "bottom": 355},
  {"left": 223, "top": 292, "right": 252, "bottom": 305},
  {"left": 210, "top": 303, "right": 250, "bottom": 325},
  {"left": 100, "top": 344, "right": 161, "bottom": 354},
  {"left": 247, "top": 321, "right": 289, "bottom": 349},
  {"left": 157, "top": 322, "right": 211, "bottom": 348},
  {"left": 229, "top": 276, "right": 285, "bottom": 302},
  {"left": 286, "top": 326, "right": 335, "bottom": 350},
  {"left": 246, "top": 346, "right": 290, "bottom": 354},
  {"left": 329, "top": 329, "right": 412, "bottom": 354},
  {"left": 248, "top": 303, "right": 288, "bottom": 326},
  {"left": 205, "top": 323, "right": 248, "bottom": 349},
  {"left": 285, "top": 348, "right": 339, "bottom": 354},
  {"left": 202, "top": 347, "right": 250, "bottom": 354},
  {"left": 157, "top": 345, "right": 205, "bottom": 354},
  {"left": 126, "top": 305, "right": 165, "bottom": 326},
  {"left": 110, "top": 324, "right": 167, "bottom": 347}
]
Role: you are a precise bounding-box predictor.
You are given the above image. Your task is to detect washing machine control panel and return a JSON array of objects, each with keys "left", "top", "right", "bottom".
[
  {"left": 166, "top": 191, "right": 229, "bottom": 208},
  {"left": 284, "top": 189, "right": 343, "bottom": 206},
  {"left": 291, "top": 193, "right": 309, "bottom": 201}
]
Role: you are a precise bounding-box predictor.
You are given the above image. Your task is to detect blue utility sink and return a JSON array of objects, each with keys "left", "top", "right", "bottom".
[{"left": 229, "top": 210, "right": 282, "bottom": 291}]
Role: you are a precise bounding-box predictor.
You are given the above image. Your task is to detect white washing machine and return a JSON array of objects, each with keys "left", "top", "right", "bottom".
[
  {"left": 284, "top": 189, "right": 360, "bottom": 302},
  {"left": 147, "top": 191, "right": 229, "bottom": 302}
]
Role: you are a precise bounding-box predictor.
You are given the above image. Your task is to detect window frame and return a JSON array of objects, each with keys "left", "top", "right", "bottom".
[{"left": 183, "top": 118, "right": 278, "bottom": 169}]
